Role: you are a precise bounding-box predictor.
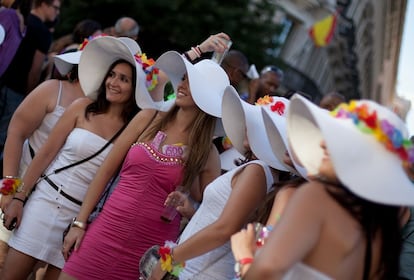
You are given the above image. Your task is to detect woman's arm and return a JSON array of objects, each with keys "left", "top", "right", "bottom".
[
  {"left": 3, "top": 98, "right": 88, "bottom": 229},
  {"left": 2, "top": 80, "right": 60, "bottom": 177},
  {"left": 184, "top": 32, "right": 231, "bottom": 61},
  {"left": 149, "top": 163, "right": 268, "bottom": 279},
  {"left": 242, "top": 182, "right": 325, "bottom": 280}
]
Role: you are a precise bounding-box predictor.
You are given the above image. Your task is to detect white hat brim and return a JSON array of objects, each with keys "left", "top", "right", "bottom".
[
  {"left": 78, "top": 36, "right": 156, "bottom": 109},
  {"left": 288, "top": 94, "right": 414, "bottom": 206},
  {"left": 262, "top": 107, "right": 307, "bottom": 178},
  {"left": 54, "top": 51, "right": 82, "bottom": 76},
  {"left": 154, "top": 51, "right": 229, "bottom": 134},
  {"left": 222, "top": 86, "right": 288, "bottom": 171}
]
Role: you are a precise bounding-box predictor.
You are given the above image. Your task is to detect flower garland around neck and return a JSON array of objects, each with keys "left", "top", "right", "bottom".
[
  {"left": 134, "top": 53, "right": 159, "bottom": 91},
  {"left": 331, "top": 100, "right": 414, "bottom": 164},
  {"left": 255, "top": 95, "right": 286, "bottom": 116}
]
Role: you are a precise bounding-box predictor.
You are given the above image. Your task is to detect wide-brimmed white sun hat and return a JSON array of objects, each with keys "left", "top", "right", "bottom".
[
  {"left": 221, "top": 86, "right": 289, "bottom": 171},
  {"left": 287, "top": 94, "right": 414, "bottom": 206},
  {"left": 154, "top": 51, "right": 230, "bottom": 134},
  {"left": 78, "top": 36, "right": 160, "bottom": 109},
  {"left": 54, "top": 35, "right": 142, "bottom": 77},
  {"left": 54, "top": 50, "right": 82, "bottom": 76},
  {"left": 260, "top": 96, "right": 307, "bottom": 178},
  {"left": 220, "top": 147, "right": 244, "bottom": 171}
]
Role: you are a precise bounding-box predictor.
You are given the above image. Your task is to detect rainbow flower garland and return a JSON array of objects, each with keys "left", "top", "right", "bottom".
[
  {"left": 331, "top": 100, "right": 414, "bottom": 164},
  {"left": 158, "top": 241, "right": 185, "bottom": 277},
  {"left": 134, "top": 53, "right": 159, "bottom": 91},
  {"left": 0, "top": 176, "right": 22, "bottom": 195}
]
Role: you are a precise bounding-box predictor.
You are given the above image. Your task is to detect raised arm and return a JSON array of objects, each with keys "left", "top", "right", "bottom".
[{"left": 184, "top": 32, "right": 231, "bottom": 62}]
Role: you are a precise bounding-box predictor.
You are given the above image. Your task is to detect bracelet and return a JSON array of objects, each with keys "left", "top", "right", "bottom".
[
  {"left": 191, "top": 46, "right": 201, "bottom": 58},
  {"left": 1, "top": 177, "right": 22, "bottom": 195},
  {"left": 71, "top": 218, "right": 88, "bottom": 230},
  {"left": 196, "top": 45, "right": 203, "bottom": 55},
  {"left": 234, "top": 257, "right": 254, "bottom": 279},
  {"left": 12, "top": 196, "right": 27, "bottom": 206},
  {"left": 158, "top": 241, "right": 185, "bottom": 277}
]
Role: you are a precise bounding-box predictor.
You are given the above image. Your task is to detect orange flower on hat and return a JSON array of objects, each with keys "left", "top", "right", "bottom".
[{"left": 255, "top": 95, "right": 273, "bottom": 105}]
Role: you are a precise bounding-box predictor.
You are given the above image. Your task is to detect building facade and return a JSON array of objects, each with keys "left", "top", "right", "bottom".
[{"left": 275, "top": 0, "right": 408, "bottom": 117}]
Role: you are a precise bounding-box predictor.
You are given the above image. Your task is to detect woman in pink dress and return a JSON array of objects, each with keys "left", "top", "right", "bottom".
[{"left": 59, "top": 50, "right": 229, "bottom": 280}]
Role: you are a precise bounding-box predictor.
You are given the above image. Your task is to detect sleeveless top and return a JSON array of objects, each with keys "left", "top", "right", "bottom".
[
  {"left": 178, "top": 160, "right": 274, "bottom": 280},
  {"left": 19, "top": 81, "right": 65, "bottom": 176}
]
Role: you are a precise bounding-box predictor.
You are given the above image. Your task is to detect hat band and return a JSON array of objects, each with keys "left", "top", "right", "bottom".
[{"left": 331, "top": 100, "right": 414, "bottom": 164}]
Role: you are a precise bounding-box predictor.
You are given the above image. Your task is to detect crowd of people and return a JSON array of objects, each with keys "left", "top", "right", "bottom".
[{"left": 0, "top": 1, "right": 413, "bottom": 279}]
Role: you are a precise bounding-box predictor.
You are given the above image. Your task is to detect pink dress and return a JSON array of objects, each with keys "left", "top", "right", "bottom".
[{"left": 63, "top": 131, "right": 185, "bottom": 279}]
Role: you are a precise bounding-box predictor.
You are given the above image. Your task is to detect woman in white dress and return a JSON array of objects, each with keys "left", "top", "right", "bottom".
[
  {"left": 0, "top": 36, "right": 159, "bottom": 280},
  {"left": 231, "top": 95, "right": 414, "bottom": 279}
]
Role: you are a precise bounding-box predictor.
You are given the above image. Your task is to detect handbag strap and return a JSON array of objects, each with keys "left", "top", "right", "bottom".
[{"left": 53, "top": 123, "right": 127, "bottom": 174}]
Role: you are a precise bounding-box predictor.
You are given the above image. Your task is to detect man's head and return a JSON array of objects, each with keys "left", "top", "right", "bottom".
[
  {"left": 114, "top": 17, "right": 139, "bottom": 40},
  {"left": 33, "top": 0, "right": 61, "bottom": 23},
  {"left": 257, "top": 65, "right": 283, "bottom": 98},
  {"left": 221, "top": 50, "right": 249, "bottom": 88},
  {"left": 319, "top": 91, "right": 346, "bottom": 111}
]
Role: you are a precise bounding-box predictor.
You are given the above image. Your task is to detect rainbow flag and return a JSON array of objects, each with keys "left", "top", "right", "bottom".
[{"left": 309, "top": 13, "right": 337, "bottom": 47}]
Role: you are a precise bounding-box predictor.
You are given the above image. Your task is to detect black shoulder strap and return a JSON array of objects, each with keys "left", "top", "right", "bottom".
[{"left": 53, "top": 124, "right": 127, "bottom": 174}]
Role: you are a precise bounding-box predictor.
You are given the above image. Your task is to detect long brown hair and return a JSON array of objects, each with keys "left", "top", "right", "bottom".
[{"left": 139, "top": 105, "right": 216, "bottom": 192}]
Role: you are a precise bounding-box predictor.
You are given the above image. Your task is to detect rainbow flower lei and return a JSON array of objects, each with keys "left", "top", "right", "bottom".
[
  {"left": 158, "top": 241, "right": 185, "bottom": 277},
  {"left": 134, "top": 53, "right": 159, "bottom": 91},
  {"left": 331, "top": 100, "right": 414, "bottom": 164},
  {"left": 255, "top": 95, "right": 286, "bottom": 116}
]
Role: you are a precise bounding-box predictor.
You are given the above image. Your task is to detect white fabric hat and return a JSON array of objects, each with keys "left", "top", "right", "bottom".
[
  {"left": 78, "top": 36, "right": 159, "bottom": 109},
  {"left": 154, "top": 51, "right": 230, "bottom": 135},
  {"left": 54, "top": 51, "right": 82, "bottom": 76},
  {"left": 260, "top": 97, "right": 307, "bottom": 178},
  {"left": 287, "top": 94, "right": 414, "bottom": 206},
  {"left": 222, "top": 86, "right": 288, "bottom": 171},
  {"left": 54, "top": 35, "right": 140, "bottom": 77}
]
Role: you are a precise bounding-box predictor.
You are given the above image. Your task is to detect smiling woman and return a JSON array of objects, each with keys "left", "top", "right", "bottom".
[{"left": 0, "top": 36, "right": 154, "bottom": 280}]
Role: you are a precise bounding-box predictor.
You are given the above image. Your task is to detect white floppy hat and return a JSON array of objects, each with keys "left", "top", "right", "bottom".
[
  {"left": 54, "top": 50, "right": 82, "bottom": 76},
  {"left": 260, "top": 97, "right": 307, "bottom": 178},
  {"left": 220, "top": 147, "right": 244, "bottom": 172},
  {"left": 287, "top": 94, "right": 414, "bottom": 206},
  {"left": 78, "top": 36, "right": 159, "bottom": 109},
  {"left": 54, "top": 35, "right": 142, "bottom": 77},
  {"left": 154, "top": 51, "right": 230, "bottom": 134},
  {"left": 221, "top": 86, "right": 289, "bottom": 171}
]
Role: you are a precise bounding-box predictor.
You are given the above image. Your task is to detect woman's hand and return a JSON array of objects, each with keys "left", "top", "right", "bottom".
[
  {"left": 165, "top": 191, "right": 196, "bottom": 219},
  {"left": 148, "top": 261, "right": 166, "bottom": 280},
  {"left": 198, "top": 32, "right": 231, "bottom": 54},
  {"left": 0, "top": 194, "right": 13, "bottom": 212},
  {"left": 62, "top": 226, "right": 86, "bottom": 260},
  {"left": 3, "top": 197, "right": 25, "bottom": 230},
  {"left": 231, "top": 223, "right": 256, "bottom": 261}
]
